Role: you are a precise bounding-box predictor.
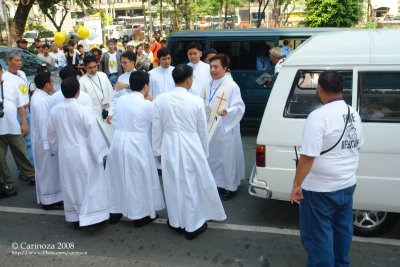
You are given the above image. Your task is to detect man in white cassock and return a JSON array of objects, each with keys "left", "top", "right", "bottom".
[
  {"left": 30, "top": 72, "right": 63, "bottom": 210},
  {"left": 50, "top": 66, "right": 93, "bottom": 109},
  {"left": 149, "top": 48, "right": 175, "bottom": 97},
  {"left": 152, "top": 64, "right": 226, "bottom": 240},
  {"left": 105, "top": 71, "right": 165, "bottom": 226},
  {"left": 106, "top": 51, "right": 136, "bottom": 125},
  {"left": 202, "top": 54, "right": 245, "bottom": 201},
  {"left": 187, "top": 42, "right": 212, "bottom": 97},
  {"left": 48, "top": 77, "right": 109, "bottom": 229},
  {"left": 79, "top": 56, "right": 115, "bottom": 145}
]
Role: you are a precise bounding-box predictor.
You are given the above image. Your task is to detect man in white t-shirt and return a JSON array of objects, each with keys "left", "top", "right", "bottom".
[
  {"left": 0, "top": 59, "right": 35, "bottom": 198},
  {"left": 38, "top": 44, "right": 55, "bottom": 66},
  {"left": 100, "top": 39, "right": 122, "bottom": 87},
  {"left": 50, "top": 43, "right": 66, "bottom": 68},
  {"left": 290, "top": 71, "right": 364, "bottom": 267}
]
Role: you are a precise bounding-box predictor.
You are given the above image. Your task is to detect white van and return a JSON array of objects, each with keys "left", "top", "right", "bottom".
[{"left": 248, "top": 29, "right": 400, "bottom": 236}]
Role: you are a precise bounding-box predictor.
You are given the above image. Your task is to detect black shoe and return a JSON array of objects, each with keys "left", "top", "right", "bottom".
[
  {"left": 72, "top": 221, "right": 80, "bottom": 230},
  {"left": 28, "top": 179, "right": 36, "bottom": 186},
  {"left": 133, "top": 214, "right": 158, "bottom": 228},
  {"left": 167, "top": 220, "right": 185, "bottom": 234},
  {"left": 109, "top": 213, "right": 123, "bottom": 224},
  {"left": 42, "top": 201, "right": 64, "bottom": 210},
  {"left": 222, "top": 190, "right": 237, "bottom": 201},
  {"left": 185, "top": 222, "right": 208, "bottom": 240},
  {"left": 217, "top": 187, "right": 226, "bottom": 194},
  {"left": 3, "top": 184, "right": 17, "bottom": 197}
]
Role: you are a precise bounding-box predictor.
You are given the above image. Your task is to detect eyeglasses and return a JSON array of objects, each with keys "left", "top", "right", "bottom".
[{"left": 120, "top": 61, "right": 133, "bottom": 65}]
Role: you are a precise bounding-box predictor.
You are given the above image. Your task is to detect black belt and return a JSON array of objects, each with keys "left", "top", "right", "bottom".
[{"left": 109, "top": 73, "right": 118, "bottom": 76}]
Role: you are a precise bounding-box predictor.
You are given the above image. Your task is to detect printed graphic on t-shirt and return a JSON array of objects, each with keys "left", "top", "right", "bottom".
[
  {"left": 109, "top": 60, "right": 116, "bottom": 68},
  {"left": 342, "top": 112, "right": 359, "bottom": 149},
  {"left": 19, "top": 84, "right": 27, "bottom": 95}
]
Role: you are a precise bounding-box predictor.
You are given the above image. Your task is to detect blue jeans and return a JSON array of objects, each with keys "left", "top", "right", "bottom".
[
  {"left": 299, "top": 184, "right": 356, "bottom": 267},
  {"left": 108, "top": 73, "right": 118, "bottom": 87}
]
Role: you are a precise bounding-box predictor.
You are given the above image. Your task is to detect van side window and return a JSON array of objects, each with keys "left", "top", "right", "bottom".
[
  {"left": 209, "top": 40, "right": 275, "bottom": 70},
  {"left": 284, "top": 70, "right": 352, "bottom": 118},
  {"left": 359, "top": 72, "right": 400, "bottom": 122},
  {"left": 169, "top": 40, "right": 206, "bottom": 66}
]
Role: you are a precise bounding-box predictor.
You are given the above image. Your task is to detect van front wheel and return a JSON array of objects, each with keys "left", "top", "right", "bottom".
[{"left": 353, "top": 210, "right": 398, "bottom": 237}]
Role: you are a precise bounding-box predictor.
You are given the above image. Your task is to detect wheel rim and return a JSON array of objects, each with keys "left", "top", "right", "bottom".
[{"left": 353, "top": 210, "right": 388, "bottom": 229}]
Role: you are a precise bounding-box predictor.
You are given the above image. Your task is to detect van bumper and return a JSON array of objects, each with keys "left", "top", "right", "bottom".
[{"left": 248, "top": 163, "right": 272, "bottom": 199}]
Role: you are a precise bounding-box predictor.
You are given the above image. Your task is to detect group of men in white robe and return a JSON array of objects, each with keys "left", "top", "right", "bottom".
[{"left": 29, "top": 43, "right": 245, "bottom": 238}]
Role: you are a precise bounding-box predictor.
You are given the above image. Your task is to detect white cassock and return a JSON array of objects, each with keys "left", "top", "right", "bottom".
[
  {"left": 149, "top": 66, "right": 175, "bottom": 97},
  {"left": 79, "top": 71, "right": 115, "bottom": 145},
  {"left": 152, "top": 87, "right": 226, "bottom": 232},
  {"left": 48, "top": 99, "right": 109, "bottom": 226},
  {"left": 105, "top": 92, "right": 165, "bottom": 219},
  {"left": 50, "top": 90, "right": 93, "bottom": 109},
  {"left": 187, "top": 61, "right": 212, "bottom": 97},
  {"left": 202, "top": 74, "right": 245, "bottom": 191},
  {"left": 30, "top": 89, "right": 63, "bottom": 205},
  {"left": 108, "top": 70, "right": 133, "bottom": 122}
]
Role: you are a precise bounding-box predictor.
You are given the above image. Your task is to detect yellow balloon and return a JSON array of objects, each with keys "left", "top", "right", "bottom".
[
  {"left": 77, "top": 26, "right": 90, "bottom": 39},
  {"left": 54, "top": 32, "right": 67, "bottom": 45}
]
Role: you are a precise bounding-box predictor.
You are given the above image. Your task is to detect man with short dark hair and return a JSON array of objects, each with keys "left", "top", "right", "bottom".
[
  {"left": 290, "top": 71, "right": 364, "bottom": 267},
  {"left": 186, "top": 42, "right": 212, "bottom": 96},
  {"left": 16, "top": 39, "right": 28, "bottom": 50},
  {"left": 152, "top": 64, "right": 226, "bottom": 240},
  {"left": 80, "top": 56, "right": 114, "bottom": 144},
  {"left": 38, "top": 44, "right": 56, "bottom": 66},
  {"left": 203, "top": 54, "right": 245, "bottom": 201},
  {"left": 50, "top": 66, "right": 93, "bottom": 109},
  {"left": 65, "top": 40, "right": 84, "bottom": 76},
  {"left": 100, "top": 39, "right": 123, "bottom": 86},
  {"left": 0, "top": 58, "right": 35, "bottom": 197},
  {"left": 48, "top": 77, "right": 110, "bottom": 229},
  {"left": 31, "top": 71, "right": 63, "bottom": 209},
  {"left": 149, "top": 48, "right": 175, "bottom": 97},
  {"left": 281, "top": 40, "right": 292, "bottom": 57},
  {"left": 105, "top": 71, "right": 165, "bottom": 226}
]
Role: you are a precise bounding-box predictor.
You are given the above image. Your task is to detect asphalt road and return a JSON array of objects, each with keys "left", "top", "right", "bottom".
[{"left": 1, "top": 130, "right": 400, "bottom": 266}]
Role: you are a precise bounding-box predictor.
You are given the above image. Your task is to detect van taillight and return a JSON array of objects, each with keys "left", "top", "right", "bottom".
[{"left": 256, "top": 145, "right": 265, "bottom": 167}]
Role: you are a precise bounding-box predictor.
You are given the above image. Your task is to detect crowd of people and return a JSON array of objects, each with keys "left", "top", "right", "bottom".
[
  {"left": 0, "top": 39, "right": 246, "bottom": 241},
  {"left": 1, "top": 33, "right": 363, "bottom": 266}
]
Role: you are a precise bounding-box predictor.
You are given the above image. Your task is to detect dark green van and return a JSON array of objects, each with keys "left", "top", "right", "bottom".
[{"left": 167, "top": 28, "right": 337, "bottom": 127}]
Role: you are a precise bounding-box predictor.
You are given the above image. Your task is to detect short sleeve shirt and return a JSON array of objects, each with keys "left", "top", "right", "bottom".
[
  {"left": 108, "top": 52, "right": 118, "bottom": 74},
  {"left": 2, "top": 70, "right": 29, "bottom": 105},
  {"left": 300, "top": 100, "right": 364, "bottom": 192},
  {"left": 0, "top": 78, "right": 25, "bottom": 135}
]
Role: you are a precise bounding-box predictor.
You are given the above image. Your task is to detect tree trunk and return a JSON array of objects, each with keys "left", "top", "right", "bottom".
[
  {"left": 160, "top": 0, "right": 163, "bottom": 30},
  {"left": 10, "top": 0, "right": 36, "bottom": 45},
  {"left": 224, "top": 0, "right": 228, "bottom": 28}
]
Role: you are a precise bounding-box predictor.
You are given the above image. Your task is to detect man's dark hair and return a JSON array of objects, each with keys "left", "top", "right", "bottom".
[
  {"left": 77, "top": 44, "right": 83, "bottom": 50},
  {"left": 186, "top": 42, "right": 202, "bottom": 52},
  {"left": 205, "top": 48, "right": 217, "bottom": 56},
  {"left": 157, "top": 48, "right": 170, "bottom": 59},
  {"left": 90, "top": 47, "right": 102, "bottom": 56},
  {"left": 160, "top": 40, "right": 166, "bottom": 45},
  {"left": 172, "top": 64, "right": 193, "bottom": 84},
  {"left": 283, "top": 40, "right": 290, "bottom": 46},
  {"left": 121, "top": 51, "right": 137, "bottom": 63},
  {"left": 68, "top": 40, "right": 76, "bottom": 46},
  {"left": 59, "top": 66, "right": 77, "bottom": 80},
  {"left": 318, "top": 71, "right": 343, "bottom": 94},
  {"left": 107, "top": 39, "right": 116, "bottom": 45},
  {"left": 130, "top": 71, "right": 149, "bottom": 92},
  {"left": 61, "top": 77, "right": 80, "bottom": 98},
  {"left": 34, "top": 71, "right": 51, "bottom": 89},
  {"left": 209, "top": 54, "right": 230, "bottom": 68},
  {"left": 83, "top": 56, "right": 97, "bottom": 66},
  {"left": 42, "top": 44, "right": 50, "bottom": 49}
]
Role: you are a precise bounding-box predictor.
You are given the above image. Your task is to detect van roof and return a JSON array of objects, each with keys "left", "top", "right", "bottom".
[
  {"left": 285, "top": 29, "right": 400, "bottom": 66},
  {"left": 169, "top": 28, "right": 339, "bottom": 38}
]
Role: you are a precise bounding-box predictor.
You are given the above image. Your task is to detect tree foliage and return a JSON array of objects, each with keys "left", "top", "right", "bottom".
[
  {"left": 38, "top": 0, "right": 94, "bottom": 32},
  {"left": 305, "top": 0, "right": 363, "bottom": 27}
]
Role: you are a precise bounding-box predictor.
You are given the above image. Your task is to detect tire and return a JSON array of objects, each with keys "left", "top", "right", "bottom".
[{"left": 353, "top": 210, "right": 399, "bottom": 237}]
